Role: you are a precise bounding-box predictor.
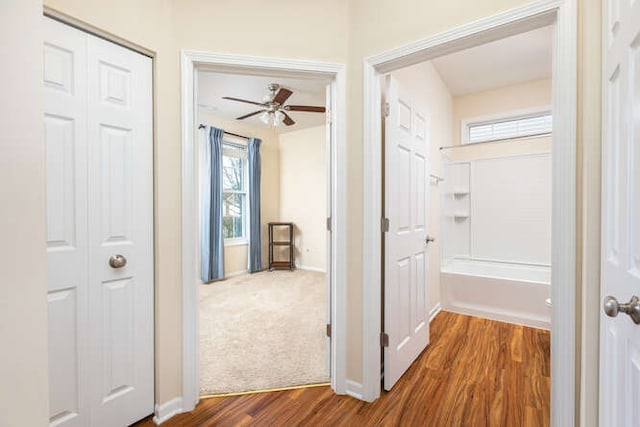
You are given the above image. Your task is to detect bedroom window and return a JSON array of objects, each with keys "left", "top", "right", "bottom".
[
  {"left": 464, "top": 111, "right": 552, "bottom": 144},
  {"left": 222, "top": 141, "right": 248, "bottom": 241}
]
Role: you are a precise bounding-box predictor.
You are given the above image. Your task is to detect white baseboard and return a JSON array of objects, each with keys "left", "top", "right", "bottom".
[
  {"left": 443, "top": 304, "right": 551, "bottom": 330},
  {"left": 153, "top": 397, "right": 183, "bottom": 425},
  {"left": 296, "top": 264, "right": 326, "bottom": 273},
  {"left": 345, "top": 380, "right": 364, "bottom": 400},
  {"left": 429, "top": 303, "right": 442, "bottom": 323}
]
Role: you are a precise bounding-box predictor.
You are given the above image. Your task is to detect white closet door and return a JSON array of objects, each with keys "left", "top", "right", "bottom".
[
  {"left": 44, "top": 17, "right": 90, "bottom": 427},
  {"left": 44, "top": 17, "right": 153, "bottom": 427},
  {"left": 86, "top": 32, "right": 153, "bottom": 427}
]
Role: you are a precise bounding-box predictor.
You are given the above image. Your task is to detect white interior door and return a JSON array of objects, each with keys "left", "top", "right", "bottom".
[
  {"left": 383, "top": 75, "right": 430, "bottom": 390},
  {"left": 44, "top": 17, "right": 153, "bottom": 427},
  {"left": 599, "top": 0, "right": 640, "bottom": 425}
]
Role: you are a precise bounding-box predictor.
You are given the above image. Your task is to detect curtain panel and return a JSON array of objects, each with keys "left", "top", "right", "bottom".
[
  {"left": 248, "top": 137, "right": 262, "bottom": 273},
  {"left": 200, "top": 126, "right": 225, "bottom": 282}
]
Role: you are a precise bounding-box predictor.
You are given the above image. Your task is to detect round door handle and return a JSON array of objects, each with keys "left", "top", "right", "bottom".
[
  {"left": 603, "top": 295, "right": 640, "bottom": 324},
  {"left": 109, "top": 254, "right": 127, "bottom": 269}
]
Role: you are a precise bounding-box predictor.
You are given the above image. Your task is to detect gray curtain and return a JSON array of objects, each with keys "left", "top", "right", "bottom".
[
  {"left": 248, "top": 137, "right": 262, "bottom": 272},
  {"left": 201, "top": 126, "right": 225, "bottom": 282}
]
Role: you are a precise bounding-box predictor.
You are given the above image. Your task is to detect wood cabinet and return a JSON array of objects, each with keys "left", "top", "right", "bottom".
[{"left": 268, "top": 222, "right": 294, "bottom": 271}]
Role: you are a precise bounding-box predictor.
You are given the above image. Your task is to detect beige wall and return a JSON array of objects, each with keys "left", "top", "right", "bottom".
[
  {"left": 279, "top": 126, "right": 327, "bottom": 271},
  {"left": 43, "top": 0, "right": 349, "bottom": 405},
  {"left": 197, "top": 113, "right": 280, "bottom": 274},
  {"left": 390, "top": 61, "right": 452, "bottom": 317},
  {"left": 0, "top": 1, "right": 50, "bottom": 426},
  {"left": 452, "top": 78, "right": 552, "bottom": 144},
  {"left": 18, "top": 0, "right": 601, "bottom": 421}
]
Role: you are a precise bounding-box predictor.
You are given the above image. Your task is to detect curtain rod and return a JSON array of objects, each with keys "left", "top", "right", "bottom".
[
  {"left": 440, "top": 133, "right": 550, "bottom": 150},
  {"left": 198, "top": 124, "right": 250, "bottom": 140}
]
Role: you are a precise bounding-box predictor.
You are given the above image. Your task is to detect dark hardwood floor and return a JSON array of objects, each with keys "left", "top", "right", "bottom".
[{"left": 134, "top": 311, "right": 550, "bottom": 426}]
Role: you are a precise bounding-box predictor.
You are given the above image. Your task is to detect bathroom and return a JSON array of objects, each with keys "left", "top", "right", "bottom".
[{"left": 384, "top": 24, "right": 553, "bottom": 337}]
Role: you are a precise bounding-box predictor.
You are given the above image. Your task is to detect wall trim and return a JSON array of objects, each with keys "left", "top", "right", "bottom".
[
  {"left": 43, "top": 6, "right": 155, "bottom": 58},
  {"left": 443, "top": 305, "right": 550, "bottom": 330},
  {"left": 181, "top": 50, "right": 348, "bottom": 412},
  {"left": 153, "top": 397, "right": 183, "bottom": 425},
  {"left": 362, "top": 2, "right": 577, "bottom": 425},
  {"left": 345, "top": 380, "right": 364, "bottom": 400},
  {"left": 429, "top": 303, "right": 442, "bottom": 323},
  {"left": 296, "top": 265, "right": 327, "bottom": 273}
]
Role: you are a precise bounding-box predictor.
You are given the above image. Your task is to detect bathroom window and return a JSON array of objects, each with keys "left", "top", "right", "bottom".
[{"left": 464, "top": 110, "right": 552, "bottom": 144}]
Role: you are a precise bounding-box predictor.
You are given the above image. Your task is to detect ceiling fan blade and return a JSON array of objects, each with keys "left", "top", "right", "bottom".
[
  {"left": 236, "top": 110, "right": 264, "bottom": 120},
  {"left": 282, "top": 111, "right": 296, "bottom": 126},
  {"left": 286, "top": 105, "right": 326, "bottom": 113},
  {"left": 273, "top": 88, "right": 293, "bottom": 105},
  {"left": 222, "top": 96, "right": 265, "bottom": 107}
]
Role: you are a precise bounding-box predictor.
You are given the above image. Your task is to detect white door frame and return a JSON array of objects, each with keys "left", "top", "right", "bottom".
[
  {"left": 180, "top": 50, "right": 348, "bottom": 411},
  {"left": 362, "top": 1, "right": 577, "bottom": 426}
]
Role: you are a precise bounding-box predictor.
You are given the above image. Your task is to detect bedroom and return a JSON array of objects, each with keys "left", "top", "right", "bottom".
[{"left": 196, "top": 71, "right": 332, "bottom": 396}]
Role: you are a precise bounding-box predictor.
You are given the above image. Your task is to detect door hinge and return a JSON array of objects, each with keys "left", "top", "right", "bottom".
[
  {"left": 326, "top": 323, "right": 332, "bottom": 338},
  {"left": 380, "top": 332, "right": 389, "bottom": 347},
  {"left": 326, "top": 217, "right": 332, "bottom": 232},
  {"left": 382, "top": 102, "right": 390, "bottom": 118},
  {"left": 381, "top": 217, "right": 390, "bottom": 233}
]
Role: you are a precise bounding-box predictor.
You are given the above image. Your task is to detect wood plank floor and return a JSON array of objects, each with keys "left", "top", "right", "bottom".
[{"left": 134, "top": 311, "right": 550, "bottom": 426}]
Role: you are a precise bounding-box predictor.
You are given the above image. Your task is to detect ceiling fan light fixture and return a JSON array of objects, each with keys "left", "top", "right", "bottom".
[
  {"left": 259, "top": 111, "right": 271, "bottom": 125},
  {"left": 274, "top": 110, "right": 285, "bottom": 126},
  {"left": 224, "top": 83, "right": 323, "bottom": 128}
]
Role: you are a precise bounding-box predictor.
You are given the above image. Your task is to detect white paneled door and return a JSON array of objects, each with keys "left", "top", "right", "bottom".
[
  {"left": 600, "top": 0, "right": 640, "bottom": 425},
  {"left": 44, "top": 17, "right": 153, "bottom": 427},
  {"left": 383, "top": 75, "right": 430, "bottom": 390}
]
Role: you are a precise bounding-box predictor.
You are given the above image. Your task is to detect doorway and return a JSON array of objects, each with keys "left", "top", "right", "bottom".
[
  {"left": 380, "top": 28, "right": 554, "bottom": 415},
  {"left": 180, "top": 51, "right": 347, "bottom": 411},
  {"left": 196, "top": 70, "right": 332, "bottom": 395},
  {"left": 363, "top": 2, "right": 577, "bottom": 425}
]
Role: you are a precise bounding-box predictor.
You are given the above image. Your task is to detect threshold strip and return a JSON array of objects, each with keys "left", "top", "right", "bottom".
[{"left": 200, "top": 382, "right": 331, "bottom": 399}]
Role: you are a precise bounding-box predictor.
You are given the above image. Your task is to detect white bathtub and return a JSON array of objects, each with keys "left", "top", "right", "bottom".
[{"left": 441, "top": 258, "right": 551, "bottom": 329}]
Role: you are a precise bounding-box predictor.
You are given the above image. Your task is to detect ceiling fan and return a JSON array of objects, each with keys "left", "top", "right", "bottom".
[{"left": 222, "top": 83, "right": 325, "bottom": 127}]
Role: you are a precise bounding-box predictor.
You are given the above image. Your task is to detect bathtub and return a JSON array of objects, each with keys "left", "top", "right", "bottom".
[{"left": 440, "top": 258, "right": 551, "bottom": 329}]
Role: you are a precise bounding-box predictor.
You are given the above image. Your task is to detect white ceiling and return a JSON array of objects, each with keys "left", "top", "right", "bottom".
[
  {"left": 431, "top": 25, "right": 553, "bottom": 96},
  {"left": 197, "top": 71, "right": 327, "bottom": 133}
]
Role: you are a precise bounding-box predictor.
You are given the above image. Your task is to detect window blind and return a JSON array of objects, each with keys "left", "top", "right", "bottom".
[{"left": 467, "top": 113, "right": 552, "bottom": 144}]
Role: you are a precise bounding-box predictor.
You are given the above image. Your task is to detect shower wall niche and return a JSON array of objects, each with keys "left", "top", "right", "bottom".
[{"left": 442, "top": 162, "right": 470, "bottom": 261}]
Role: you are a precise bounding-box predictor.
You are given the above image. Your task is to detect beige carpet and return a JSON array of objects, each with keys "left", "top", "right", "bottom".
[{"left": 199, "top": 269, "right": 329, "bottom": 395}]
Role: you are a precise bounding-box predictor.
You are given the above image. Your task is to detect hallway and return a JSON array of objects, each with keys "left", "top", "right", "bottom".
[{"left": 135, "top": 311, "right": 550, "bottom": 426}]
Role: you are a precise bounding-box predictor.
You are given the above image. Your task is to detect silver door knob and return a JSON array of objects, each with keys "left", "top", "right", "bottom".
[
  {"left": 425, "top": 235, "right": 435, "bottom": 244},
  {"left": 109, "top": 254, "right": 127, "bottom": 269},
  {"left": 603, "top": 295, "right": 640, "bottom": 324}
]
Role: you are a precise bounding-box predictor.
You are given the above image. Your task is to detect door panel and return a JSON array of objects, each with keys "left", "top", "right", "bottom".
[
  {"left": 87, "top": 33, "right": 153, "bottom": 427},
  {"left": 45, "top": 17, "right": 153, "bottom": 427},
  {"left": 600, "top": 0, "right": 640, "bottom": 424},
  {"left": 44, "top": 17, "right": 89, "bottom": 427},
  {"left": 384, "top": 75, "right": 430, "bottom": 390}
]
